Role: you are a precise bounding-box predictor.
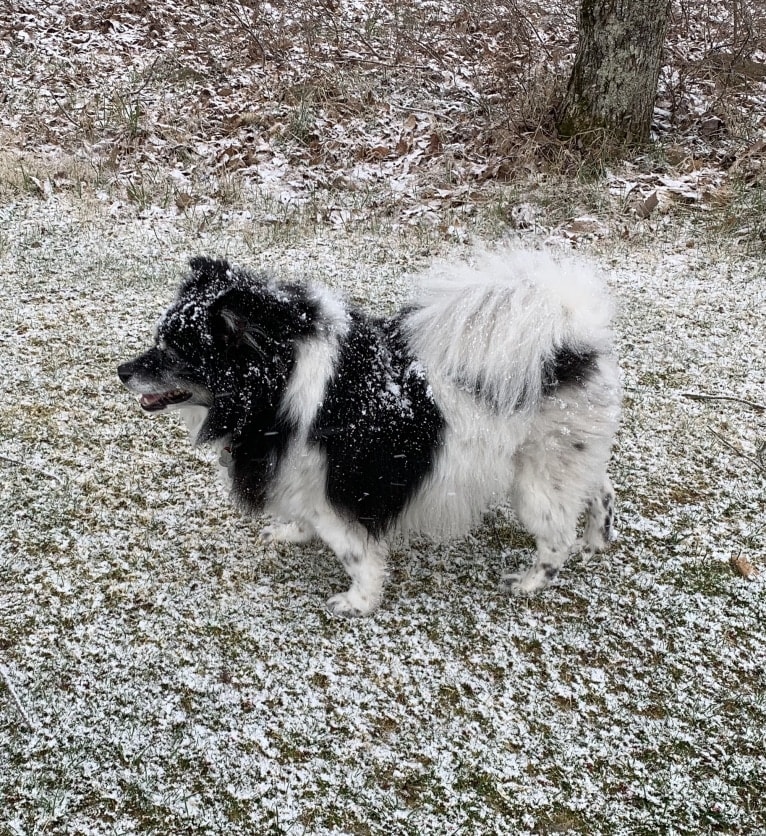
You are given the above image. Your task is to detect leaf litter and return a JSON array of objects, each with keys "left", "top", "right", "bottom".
[{"left": 3, "top": 1, "right": 766, "bottom": 219}]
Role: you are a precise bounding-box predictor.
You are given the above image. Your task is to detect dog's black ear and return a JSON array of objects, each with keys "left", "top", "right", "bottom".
[
  {"left": 189, "top": 256, "right": 231, "bottom": 285},
  {"left": 209, "top": 283, "right": 318, "bottom": 350},
  {"left": 209, "top": 288, "right": 251, "bottom": 349}
]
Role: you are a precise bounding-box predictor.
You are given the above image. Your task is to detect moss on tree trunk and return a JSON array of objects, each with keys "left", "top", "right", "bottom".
[{"left": 557, "top": 0, "right": 671, "bottom": 145}]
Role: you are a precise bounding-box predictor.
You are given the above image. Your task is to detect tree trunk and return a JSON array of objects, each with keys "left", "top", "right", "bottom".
[{"left": 557, "top": 0, "right": 671, "bottom": 145}]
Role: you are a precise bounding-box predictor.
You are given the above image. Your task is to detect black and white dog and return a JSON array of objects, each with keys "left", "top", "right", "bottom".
[{"left": 118, "top": 251, "right": 621, "bottom": 616}]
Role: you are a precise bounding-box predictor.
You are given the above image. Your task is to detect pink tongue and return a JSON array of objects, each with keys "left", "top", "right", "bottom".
[{"left": 140, "top": 393, "right": 166, "bottom": 409}]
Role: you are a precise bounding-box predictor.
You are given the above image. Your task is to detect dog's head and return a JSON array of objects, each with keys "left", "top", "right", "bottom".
[{"left": 118, "top": 256, "right": 319, "bottom": 440}]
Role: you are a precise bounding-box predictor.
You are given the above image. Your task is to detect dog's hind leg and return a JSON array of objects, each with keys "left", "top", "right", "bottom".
[
  {"left": 504, "top": 469, "right": 617, "bottom": 593},
  {"left": 504, "top": 365, "right": 619, "bottom": 594},
  {"left": 580, "top": 475, "right": 616, "bottom": 560},
  {"left": 312, "top": 516, "right": 388, "bottom": 617},
  {"left": 503, "top": 480, "right": 580, "bottom": 595},
  {"left": 503, "top": 416, "right": 611, "bottom": 594}
]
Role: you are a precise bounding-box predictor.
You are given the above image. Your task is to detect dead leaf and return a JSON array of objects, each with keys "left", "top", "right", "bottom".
[
  {"left": 394, "top": 137, "right": 411, "bottom": 156},
  {"left": 730, "top": 555, "right": 760, "bottom": 581},
  {"left": 366, "top": 145, "right": 390, "bottom": 161},
  {"left": 636, "top": 190, "right": 659, "bottom": 219},
  {"left": 175, "top": 192, "right": 197, "bottom": 210},
  {"left": 427, "top": 132, "right": 442, "bottom": 156},
  {"left": 700, "top": 116, "right": 725, "bottom": 138},
  {"left": 560, "top": 216, "right": 608, "bottom": 237}
]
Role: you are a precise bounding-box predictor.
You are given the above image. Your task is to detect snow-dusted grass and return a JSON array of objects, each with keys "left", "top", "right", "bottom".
[
  {"left": 1, "top": 194, "right": 764, "bottom": 835},
  {"left": 3, "top": 1, "right": 764, "bottom": 831}
]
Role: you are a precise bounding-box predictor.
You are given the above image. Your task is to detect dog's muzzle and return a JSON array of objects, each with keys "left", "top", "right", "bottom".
[{"left": 117, "top": 361, "right": 192, "bottom": 412}]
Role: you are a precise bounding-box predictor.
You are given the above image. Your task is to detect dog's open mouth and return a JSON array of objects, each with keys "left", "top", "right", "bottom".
[{"left": 139, "top": 390, "right": 192, "bottom": 411}]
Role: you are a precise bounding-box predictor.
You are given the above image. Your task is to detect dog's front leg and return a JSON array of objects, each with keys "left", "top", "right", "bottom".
[
  {"left": 259, "top": 520, "right": 315, "bottom": 544},
  {"left": 313, "top": 518, "right": 388, "bottom": 617},
  {"left": 327, "top": 542, "right": 388, "bottom": 618}
]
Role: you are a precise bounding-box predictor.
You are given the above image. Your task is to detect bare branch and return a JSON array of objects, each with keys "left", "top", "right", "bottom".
[
  {"left": 0, "top": 661, "right": 37, "bottom": 733},
  {"left": 682, "top": 392, "right": 765, "bottom": 413},
  {"left": 708, "top": 427, "right": 766, "bottom": 474}
]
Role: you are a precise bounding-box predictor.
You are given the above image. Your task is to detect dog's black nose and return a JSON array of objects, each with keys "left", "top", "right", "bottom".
[{"left": 117, "top": 363, "right": 133, "bottom": 384}]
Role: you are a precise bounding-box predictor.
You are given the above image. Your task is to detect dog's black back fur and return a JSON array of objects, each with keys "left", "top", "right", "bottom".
[{"left": 312, "top": 312, "right": 444, "bottom": 537}]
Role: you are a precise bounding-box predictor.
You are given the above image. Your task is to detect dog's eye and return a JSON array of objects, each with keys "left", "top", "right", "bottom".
[{"left": 156, "top": 339, "right": 180, "bottom": 360}]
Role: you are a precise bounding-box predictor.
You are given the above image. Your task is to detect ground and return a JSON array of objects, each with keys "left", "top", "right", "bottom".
[{"left": 1, "top": 2, "right": 765, "bottom": 835}]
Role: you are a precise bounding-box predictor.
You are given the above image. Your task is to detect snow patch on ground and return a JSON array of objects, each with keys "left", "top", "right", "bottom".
[{"left": 0, "top": 196, "right": 764, "bottom": 834}]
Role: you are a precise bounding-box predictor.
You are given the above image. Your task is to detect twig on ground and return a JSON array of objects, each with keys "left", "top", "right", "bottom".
[
  {"left": 0, "top": 454, "right": 63, "bottom": 484},
  {"left": 337, "top": 55, "right": 434, "bottom": 71},
  {"left": 682, "top": 392, "right": 765, "bottom": 412},
  {"left": 0, "top": 661, "right": 37, "bottom": 732},
  {"left": 221, "top": 1, "right": 268, "bottom": 65},
  {"left": 708, "top": 426, "right": 766, "bottom": 473}
]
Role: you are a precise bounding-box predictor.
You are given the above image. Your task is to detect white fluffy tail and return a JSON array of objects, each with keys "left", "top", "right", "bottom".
[{"left": 404, "top": 248, "right": 615, "bottom": 414}]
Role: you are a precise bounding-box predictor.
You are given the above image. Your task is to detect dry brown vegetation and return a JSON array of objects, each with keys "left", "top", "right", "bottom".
[{"left": 2, "top": 0, "right": 765, "bottom": 233}]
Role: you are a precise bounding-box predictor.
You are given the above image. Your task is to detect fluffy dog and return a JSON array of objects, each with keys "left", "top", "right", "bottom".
[{"left": 118, "top": 250, "right": 621, "bottom": 616}]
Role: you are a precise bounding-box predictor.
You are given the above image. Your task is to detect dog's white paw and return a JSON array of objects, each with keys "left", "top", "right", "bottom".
[
  {"left": 258, "top": 525, "right": 280, "bottom": 543},
  {"left": 325, "top": 590, "right": 378, "bottom": 618},
  {"left": 568, "top": 537, "right": 595, "bottom": 563},
  {"left": 502, "top": 570, "right": 548, "bottom": 596},
  {"left": 259, "top": 522, "right": 313, "bottom": 545}
]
